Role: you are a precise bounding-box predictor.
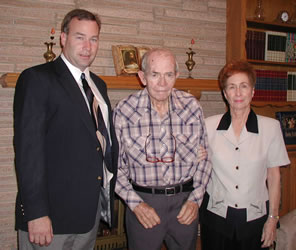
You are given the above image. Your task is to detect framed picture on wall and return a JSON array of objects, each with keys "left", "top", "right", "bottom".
[
  {"left": 112, "top": 45, "right": 139, "bottom": 76},
  {"left": 276, "top": 111, "right": 296, "bottom": 144},
  {"left": 136, "top": 46, "right": 150, "bottom": 69}
]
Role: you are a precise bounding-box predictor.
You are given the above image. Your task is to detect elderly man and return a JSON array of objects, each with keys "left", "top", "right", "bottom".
[{"left": 113, "top": 48, "right": 211, "bottom": 250}]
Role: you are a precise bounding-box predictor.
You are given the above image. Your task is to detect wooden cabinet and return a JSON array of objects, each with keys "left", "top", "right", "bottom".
[
  {"left": 280, "top": 149, "right": 296, "bottom": 216},
  {"left": 227, "top": 0, "right": 296, "bottom": 216},
  {"left": 227, "top": 0, "right": 296, "bottom": 68},
  {"left": 226, "top": 0, "right": 296, "bottom": 109}
]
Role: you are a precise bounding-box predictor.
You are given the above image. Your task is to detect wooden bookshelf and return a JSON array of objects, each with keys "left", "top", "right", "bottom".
[
  {"left": 227, "top": 0, "right": 296, "bottom": 72},
  {"left": 227, "top": 0, "right": 296, "bottom": 217}
]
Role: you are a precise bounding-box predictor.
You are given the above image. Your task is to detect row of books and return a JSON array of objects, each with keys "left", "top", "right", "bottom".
[
  {"left": 253, "top": 70, "right": 296, "bottom": 102},
  {"left": 246, "top": 30, "right": 296, "bottom": 63}
]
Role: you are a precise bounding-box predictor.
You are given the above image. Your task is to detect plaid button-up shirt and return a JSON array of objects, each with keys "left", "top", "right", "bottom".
[{"left": 113, "top": 88, "right": 212, "bottom": 210}]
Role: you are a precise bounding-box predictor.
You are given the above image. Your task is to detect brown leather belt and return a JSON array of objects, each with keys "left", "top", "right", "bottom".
[{"left": 132, "top": 179, "right": 194, "bottom": 196}]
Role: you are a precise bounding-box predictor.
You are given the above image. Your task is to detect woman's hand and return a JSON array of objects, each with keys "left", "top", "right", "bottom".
[
  {"left": 262, "top": 167, "right": 281, "bottom": 247},
  {"left": 197, "top": 146, "right": 207, "bottom": 163},
  {"left": 261, "top": 217, "right": 277, "bottom": 248}
]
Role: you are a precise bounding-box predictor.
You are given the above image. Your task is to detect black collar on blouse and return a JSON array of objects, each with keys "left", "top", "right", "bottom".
[{"left": 217, "top": 109, "right": 259, "bottom": 134}]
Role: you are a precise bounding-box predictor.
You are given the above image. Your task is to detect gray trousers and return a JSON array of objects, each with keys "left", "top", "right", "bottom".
[
  {"left": 18, "top": 199, "right": 102, "bottom": 250},
  {"left": 126, "top": 190, "right": 198, "bottom": 250}
]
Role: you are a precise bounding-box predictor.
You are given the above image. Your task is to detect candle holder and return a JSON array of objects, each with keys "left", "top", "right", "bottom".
[
  {"left": 254, "top": 0, "right": 264, "bottom": 20},
  {"left": 43, "top": 28, "right": 56, "bottom": 63},
  {"left": 185, "top": 48, "right": 196, "bottom": 79}
]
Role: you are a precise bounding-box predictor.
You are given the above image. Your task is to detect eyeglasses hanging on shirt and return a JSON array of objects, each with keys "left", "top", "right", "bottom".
[{"left": 145, "top": 97, "right": 176, "bottom": 163}]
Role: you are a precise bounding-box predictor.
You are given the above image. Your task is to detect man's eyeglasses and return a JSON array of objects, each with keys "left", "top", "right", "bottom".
[{"left": 145, "top": 133, "right": 176, "bottom": 163}]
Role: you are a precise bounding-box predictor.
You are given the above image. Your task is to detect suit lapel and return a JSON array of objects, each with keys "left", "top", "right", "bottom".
[{"left": 53, "top": 57, "right": 99, "bottom": 145}]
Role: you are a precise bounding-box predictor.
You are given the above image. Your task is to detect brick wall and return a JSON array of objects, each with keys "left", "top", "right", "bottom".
[
  {"left": 0, "top": 0, "right": 226, "bottom": 78},
  {"left": 0, "top": 0, "right": 226, "bottom": 249}
]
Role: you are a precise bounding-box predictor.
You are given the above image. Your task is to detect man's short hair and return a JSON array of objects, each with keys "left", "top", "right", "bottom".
[{"left": 61, "top": 9, "right": 101, "bottom": 34}]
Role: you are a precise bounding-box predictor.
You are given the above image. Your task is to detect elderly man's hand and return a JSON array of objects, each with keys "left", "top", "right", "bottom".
[
  {"left": 133, "top": 202, "right": 161, "bottom": 229},
  {"left": 177, "top": 201, "right": 198, "bottom": 225}
]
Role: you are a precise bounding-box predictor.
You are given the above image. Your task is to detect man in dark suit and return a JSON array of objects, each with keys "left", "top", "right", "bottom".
[{"left": 13, "top": 9, "right": 118, "bottom": 249}]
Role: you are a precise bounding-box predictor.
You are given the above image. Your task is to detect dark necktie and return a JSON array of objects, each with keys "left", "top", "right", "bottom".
[
  {"left": 81, "top": 73, "right": 112, "bottom": 169},
  {"left": 81, "top": 73, "right": 96, "bottom": 129}
]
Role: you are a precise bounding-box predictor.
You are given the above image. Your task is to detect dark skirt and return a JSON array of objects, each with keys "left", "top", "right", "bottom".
[{"left": 199, "top": 192, "right": 272, "bottom": 250}]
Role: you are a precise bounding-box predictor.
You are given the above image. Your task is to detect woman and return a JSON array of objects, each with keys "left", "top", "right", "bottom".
[{"left": 200, "top": 61, "right": 290, "bottom": 250}]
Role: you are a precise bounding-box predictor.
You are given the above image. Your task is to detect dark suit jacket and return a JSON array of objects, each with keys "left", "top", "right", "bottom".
[{"left": 14, "top": 56, "right": 118, "bottom": 234}]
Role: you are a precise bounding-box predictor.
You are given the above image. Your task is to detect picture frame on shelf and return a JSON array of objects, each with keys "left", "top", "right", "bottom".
[
  {"left": 136, "top": 46, "right": 150, "bottom": 69},
  {"left": 276, "top": 111, "right": 296, "bottom": 145},
  {"left": 112, "top": 45, "right": 139, "bottom": 76}
]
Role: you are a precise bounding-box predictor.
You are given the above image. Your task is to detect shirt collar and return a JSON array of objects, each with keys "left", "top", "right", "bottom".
[
  {"left": 217, "top": 109, "right": 259, "bottom": 134},
  {"left": 61, "top": 53, "right": 90, "bottom": 85}
]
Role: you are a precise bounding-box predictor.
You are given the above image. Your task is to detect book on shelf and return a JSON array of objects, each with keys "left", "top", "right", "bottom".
[
  {"left": 276, "top": 111, "right": 296, "bottom": 145},
  {"left": 253, "top": 69, "right": 287, "bottom": 102},
  {"left": 265, "top": 31, "right": 287, "bottom": 62},
  {"left": 246, "top": 30, "right": 265, "bottom": 60},
  {"left": 285, "top": 33, "right": 296, "bottom": 63},
  {"left": 245, "top": 29, "right": 296, "bottom": 64}
]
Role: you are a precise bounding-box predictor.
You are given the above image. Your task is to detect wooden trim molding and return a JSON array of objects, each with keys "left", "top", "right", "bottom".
[
  {"left": 2, "top": 72, "right": 296, "bottom": 108},
  {"left": 0, "top": 73, "right": 220, "bottom": 100}
]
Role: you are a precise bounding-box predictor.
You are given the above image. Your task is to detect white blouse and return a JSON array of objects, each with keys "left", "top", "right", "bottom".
[{"left": 205, "top": 111, "right": 290, "bottom": 221}]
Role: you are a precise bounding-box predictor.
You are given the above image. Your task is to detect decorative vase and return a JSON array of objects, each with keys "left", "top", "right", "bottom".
[
  {"left": 185, "top": 48, "right": 196, "bottom": 79},
  {"left": 254, "top": 0, "right": 264, "bottom": 20},
  {"left": 44, "top": 42, "right": 56, "bottom": 62}
]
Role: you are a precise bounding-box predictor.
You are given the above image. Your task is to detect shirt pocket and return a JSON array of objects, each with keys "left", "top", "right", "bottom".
[
  {"left": 175, "top": 134, "right": 198, "bottom": 164},
  {"left": 124, "top": 135, "right": 147, "bottom": 165},
  {"left": 247, "top": 200, "right": 267, "bottom": 221},
  {"left": 207, "top": 191, "right": 226, "bottom": 217}
]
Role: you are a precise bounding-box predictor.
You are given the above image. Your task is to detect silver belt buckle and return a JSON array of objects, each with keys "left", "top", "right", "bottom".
[{"left": 165, "top": 187, "right": 175, "bottom": 196}]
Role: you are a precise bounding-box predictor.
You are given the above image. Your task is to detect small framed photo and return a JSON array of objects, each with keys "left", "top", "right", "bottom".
[
  {"left": 112, "top": 45, "right": 139, "bottom": 76},
  {"left": 136, "top": 46, "right": 150, "bottom": 69},
  {"left": 276, "top": 111, "right": 296, "bottom": 144}
]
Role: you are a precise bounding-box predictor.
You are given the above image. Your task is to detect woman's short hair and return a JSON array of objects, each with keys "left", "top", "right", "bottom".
[
  {"left": 61, "top": 9, "right": 101, "bottom": 34},
  {"left": 218, "top": 60, "right": 256, "bottom": 90}
]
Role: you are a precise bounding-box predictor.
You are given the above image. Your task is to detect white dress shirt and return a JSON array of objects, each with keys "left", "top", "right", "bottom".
[{"left": 61, "top": 54, "right": 111, "bottom": 141}]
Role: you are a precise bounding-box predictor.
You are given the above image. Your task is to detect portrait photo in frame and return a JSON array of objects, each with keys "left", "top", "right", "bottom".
[
  {"left": 112, "top": 45, "right": 139, "bottom": 76},
  {"left": 136, "top": 46, "right": 150, "bottom": 69}
]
